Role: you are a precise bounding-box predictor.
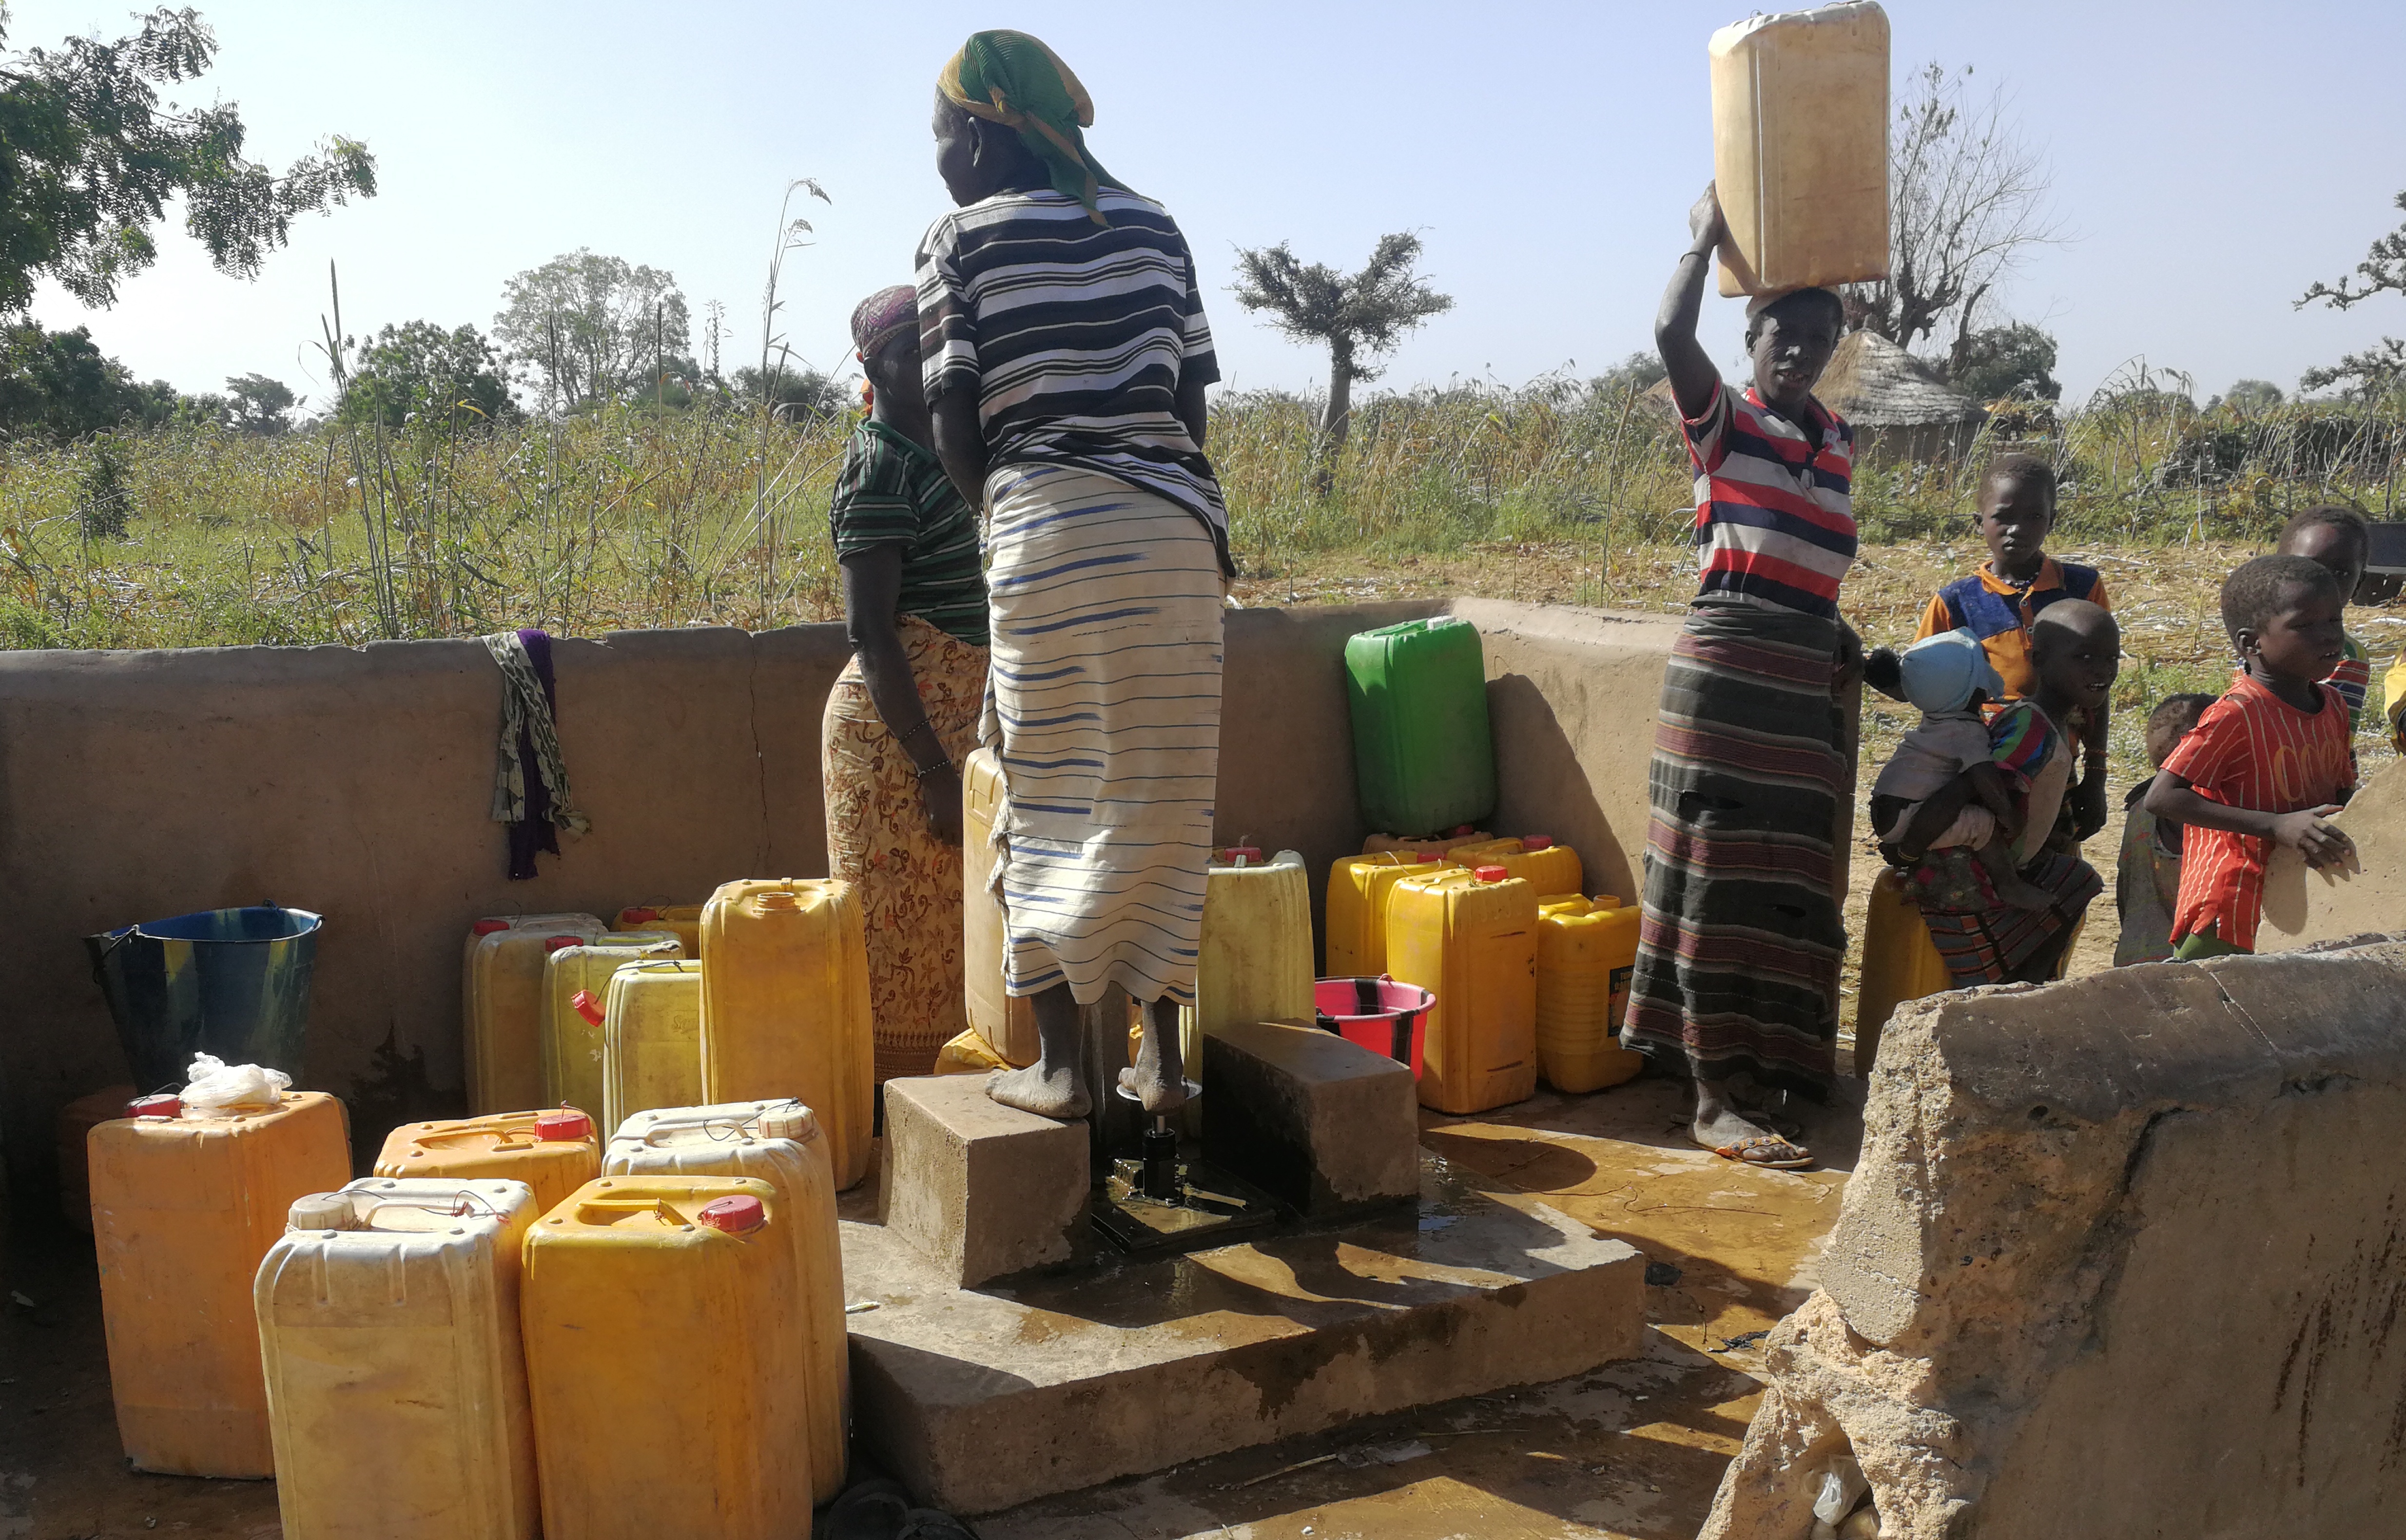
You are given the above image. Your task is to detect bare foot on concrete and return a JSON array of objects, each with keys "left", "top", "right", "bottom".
[
  {"left": 986, "top": 1062, "right": 1090, "bottom": 1121},
  {"left": 1118, "top": 1014, "right": 1188, "bottom": 1115}
]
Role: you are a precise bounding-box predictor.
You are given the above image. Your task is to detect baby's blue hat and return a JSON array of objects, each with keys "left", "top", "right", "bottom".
[{"left": 1899, "top": 628, "right": 2006, "bottom": 714}]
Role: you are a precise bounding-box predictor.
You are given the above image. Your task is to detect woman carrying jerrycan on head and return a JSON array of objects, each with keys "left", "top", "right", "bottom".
[{"left": 1620, "top": 183, "right": 1860, "bottom": 1172}]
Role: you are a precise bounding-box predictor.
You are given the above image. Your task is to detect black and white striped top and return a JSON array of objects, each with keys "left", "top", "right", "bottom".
[{"left": 914, "top": 187, "right": 1229, "bottom": 568}]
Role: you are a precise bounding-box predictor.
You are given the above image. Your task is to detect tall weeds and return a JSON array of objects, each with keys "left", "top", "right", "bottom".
[{"left": 1, "top": 367, "right": 2400, "bottom": 651}]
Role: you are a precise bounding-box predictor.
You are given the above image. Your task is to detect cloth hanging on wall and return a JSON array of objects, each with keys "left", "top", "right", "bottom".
[{"left": 482, "top": 628, "right": 589, "bottom": 880}]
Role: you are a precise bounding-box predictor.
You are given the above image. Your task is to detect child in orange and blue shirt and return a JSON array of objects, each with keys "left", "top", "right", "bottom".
[{"left": 1917, "top": 453, "right": 2115, "bottom": 839}]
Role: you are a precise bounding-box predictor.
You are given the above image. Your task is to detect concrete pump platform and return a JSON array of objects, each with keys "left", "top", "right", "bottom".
[{"left": 840, "top": 1151, "right": 1647, "bottom": 1515}]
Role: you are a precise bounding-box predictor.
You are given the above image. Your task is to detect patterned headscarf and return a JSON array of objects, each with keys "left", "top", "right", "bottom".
[
  {"left": 850, "top": 285, "right": 918, "bottom": 362},
  {"left": 937, "top": 30, "right": 1118, "bottom": 223}
]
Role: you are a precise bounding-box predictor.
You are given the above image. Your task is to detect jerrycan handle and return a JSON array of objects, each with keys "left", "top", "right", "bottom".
[{"left": 362, "top": 1190, "right": 507, "bottom": 1222}]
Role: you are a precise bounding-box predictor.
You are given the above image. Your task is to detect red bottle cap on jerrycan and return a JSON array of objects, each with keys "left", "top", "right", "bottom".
[
  {"left": 571, "top": 990, "right": 606, "bottom": 1026},
  {"left": 1452, "top": 825, "right": 1476, "bottom": 836},
  {"left": 1475, "top": 865, "right": 1509, "bottom": 883},
  {"left": 471, "top": 919, "right": 510, "bottom": 936},
  {"left": 1522, "top": 836, "right": 1553, "bottom": 850},
  {"left": 536, "top": 1109, "right": 592, "bottom": 1141},
  {"left": 698, "top": 1194, "right": 766, "bottom": 1234},
  {"left": 1222, "top": 846, "right": 1260, "bottom": 865},
  {"left": 622, "top": 906, "right": 659, "bottom": 923},
  {"left": 128, "top": 1093, "right": 180, "bottom": 1118},
  {"left": 545, "top": 934, "right": 582, "bottom": 953}
]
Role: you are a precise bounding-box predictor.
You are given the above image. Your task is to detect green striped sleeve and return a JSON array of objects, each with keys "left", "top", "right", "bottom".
[{"left": 829, "top": 427, "right": 919, "bottom": 555}]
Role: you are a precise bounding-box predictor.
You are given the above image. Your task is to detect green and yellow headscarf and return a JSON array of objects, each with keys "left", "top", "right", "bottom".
[{"left": 938, "top": 30, "right": 1120, "bottom": 222}]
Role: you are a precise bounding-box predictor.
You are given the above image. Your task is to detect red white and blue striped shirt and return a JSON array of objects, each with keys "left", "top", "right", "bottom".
[{"left": 1683, "top": 382, "right": 1856, "bottom": 618}]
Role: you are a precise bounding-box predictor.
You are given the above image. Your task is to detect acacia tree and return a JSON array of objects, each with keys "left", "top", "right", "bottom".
[
  {"left": 340, "top": 321, "right": 514, "bottom": 429},
  {"left": 0, "top": 8, "right": 377, "bottom": 312},
  {"left": 1232, "top": 232, "right": 1452, "bottom": 490},
  {"left": 1847, "top": 62, "right": 2057, "bottom": 369},
  {"left": 492, "top": 250, "right": 690, "bottom": 413},
  {"left": 2296, "top": 191, "right": 2406, "bottom": 398},
  {"left": 222, "top": 372, "right": 294, "bottom": 433}
]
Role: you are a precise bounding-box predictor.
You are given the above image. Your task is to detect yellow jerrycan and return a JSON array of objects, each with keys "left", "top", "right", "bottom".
[
  {"left": 1709, "top": 1, "right": 1892, "bottom": 297},
  {"left": 88, "top": 1088, "right": 350, "bottom": 1477},
  {"left": 1481, "top": 835, "right": 1584, "bottom": 897},
  {"left": 1854, "top": 866, "right": 1953, "bottom": 1067},
  {"left": 542, "top": 933, "right": 681, "bottom": 1119},
  {"left": 56, "top": 1083, "right": 134, "bottom": 1232},
  {"left": 255, "top": 1177, "right": 542, "bottom": 1540},
  {"left": 604, "top": 1101, "right": 848, "bottom": 1501},
  {"left": 699, "top": 880, "right": 874, "bottom": 1190},
  {"left": 961, "top": 747, "right": 1039, "bottom": 1067},
  {"left": 1385, "top": 866, "right": 1539, "bottom": 1116},
  {"left": 465, "top": 914, "right": 607, "bottom": 1115},
  {"left": 1363, "top": 826, "right": 1492, "bottom": 856},
  {"left": 1534, "top": 897, "right": 1646, "bottom": 1094},
  {"left": 1181, "top": 847, "right": 1316, "bottom": 1074},
  {"left": 612, "top": 903, "right": 705, "bottom": 956},
  {"left": 600, "top": 959, "right": 704, "bottom": 1136},
  {"left": 522, "top": 1176, "right": 812, "bottom": 1540},
  {"left": 374, "top": 1109, "right": 601, "bottom": 1216},
  {"left": 1325, "top": 851, "right": 1448, "bottom": 977}
]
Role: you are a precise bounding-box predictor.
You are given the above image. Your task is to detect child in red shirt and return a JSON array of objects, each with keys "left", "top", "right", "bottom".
[{"left": 2143, "top": 555, "right": 2359, "bottom": 958}]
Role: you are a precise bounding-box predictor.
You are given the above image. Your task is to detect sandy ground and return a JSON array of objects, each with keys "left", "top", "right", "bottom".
[{"left": 2, "top": 1078, "right": 1856, "bottom": 1540}]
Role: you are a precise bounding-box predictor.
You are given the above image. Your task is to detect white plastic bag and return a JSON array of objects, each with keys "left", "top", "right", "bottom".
[
  {"left": 1813, "top": 1457, "right": 1868, "bottom": 1524},
  {"left": 181, "top": 1052, "right": 291, "bottom": 1114}
]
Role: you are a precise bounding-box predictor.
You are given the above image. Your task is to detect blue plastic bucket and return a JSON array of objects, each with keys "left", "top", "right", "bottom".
[{"left": 85, "top": 905, "right": 324, "bottom": 1092}]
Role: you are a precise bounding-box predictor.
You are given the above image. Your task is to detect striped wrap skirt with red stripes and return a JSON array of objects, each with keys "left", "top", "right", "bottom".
[{"left": 1619, "top": 600, "right": 1847, "bottom": 1100}]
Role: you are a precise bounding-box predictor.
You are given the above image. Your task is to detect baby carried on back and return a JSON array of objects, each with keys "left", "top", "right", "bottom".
[{"left": 1868, "top": 629, "right": 2056, "bottom": 911}]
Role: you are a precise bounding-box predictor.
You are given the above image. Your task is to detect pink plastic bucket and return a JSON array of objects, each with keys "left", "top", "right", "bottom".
[{"left": 1313, "top": 975, "right": 1434, "bottom": 1079}]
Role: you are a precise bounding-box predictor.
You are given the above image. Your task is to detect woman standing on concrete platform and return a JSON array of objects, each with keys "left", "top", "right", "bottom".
[
  {"left": 915, "top": 30, "right": 1229, "bottom": 1122},
  {"left": 824, "top": 285, "right": 992, "bottom": 1084},
  {"left": 1621, "top": 184, "right": 1860, "bottom": 1170}
]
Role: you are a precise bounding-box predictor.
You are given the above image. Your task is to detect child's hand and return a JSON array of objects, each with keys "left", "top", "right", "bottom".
[
  {"left": 2270, "top": 806, "right": 2355, "bottom": 869},
  {"left": 2070, "top": 778, "right": 2109, "bottom": 842},
  {"left": 1688, "top": 183, "right": 1727, "bottom": 251}
]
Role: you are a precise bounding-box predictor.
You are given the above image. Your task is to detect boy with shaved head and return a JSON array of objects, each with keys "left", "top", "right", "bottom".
[{"left": 2145, "top": 556, "right": 2358, "bottom": 959}]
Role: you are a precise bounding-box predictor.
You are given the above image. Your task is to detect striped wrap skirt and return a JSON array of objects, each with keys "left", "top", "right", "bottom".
[
  {"left": 982, "top": 464, "right": 1224, "bottom": 1007},
  {"left": 1619, "top": 601, "right": 1847, "bottom": 1100}
]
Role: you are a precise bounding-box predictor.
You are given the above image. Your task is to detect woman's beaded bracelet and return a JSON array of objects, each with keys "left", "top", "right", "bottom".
[{"left": 915, "top": 759, "right": 958, "bottom": 781}]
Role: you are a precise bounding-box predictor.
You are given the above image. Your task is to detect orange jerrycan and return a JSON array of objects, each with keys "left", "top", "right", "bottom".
[
  {"left": 600, "top": 960, "right": 704, "bottom": 1136},
  {"left": 522, "top": 1176, "right": 811, "bottom": 1540},
  {"left": 961, "top": 747, "right": 1038, "bottom": 1066},
  {"left": 88, "top": 1088, "right": 350, "bottom": 1476},
  {"left": 542, "top": 934, "right": 681, "bottom": 1119},
  {"left": 1182, "top": 847, "right": 1316, "bottom": 1074},
  {"left": 1534, "top": 898, "right": 1645, "bottom": 1093},
  {"left": 1709, "top": 1, "right": 1892, "bottom": 298},
  {"left": 374, "top": 1109, "right": 601, "bottom": 1215},
  {"left": 1854, "top": 866, "right": 1953, "bottom": 1065},
  {"left": 56, "top": 1083, "right": 134, "bottom": 1232},
  {"left": 699, "top": 880, "right": 873, "bottom": 1189},
  {"left": 612, "top": 904, "right": 704, "bottom": 956},
  {"left": 604, "top": 1101, "right": 847, "bottom": 1500},
  {"left": 1386, "top": 866, "right": 1538, "bottom": 1115},
  {"left": 465, "top": 914, "right": 606, "bottom": 1115},
  {"left": 256, "top": 1177, "right": 542, "bottom": 1540},
  {"left": 1325, "top": 852, "right": 1447, "bottom": 977}
]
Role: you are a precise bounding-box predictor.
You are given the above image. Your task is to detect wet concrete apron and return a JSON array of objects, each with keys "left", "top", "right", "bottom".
[{"left": 0, "top": 1075, "right": 1853, "bottom": 1539}]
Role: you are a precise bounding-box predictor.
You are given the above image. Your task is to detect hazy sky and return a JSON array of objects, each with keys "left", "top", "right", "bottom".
[{"left": 14, "top": 1, "right": 2406, "bottom": 412}]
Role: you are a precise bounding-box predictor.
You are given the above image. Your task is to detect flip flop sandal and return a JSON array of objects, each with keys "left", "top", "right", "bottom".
[
  {"left": 822, "top": 1480, "right": 912, "bottom": 1540},
  {"left": 897, "top": 1510, "right": 980, "bottom": 1540},
  {"left": 1716, "top": 1135, "right": 1814, "bottom": 1171}
]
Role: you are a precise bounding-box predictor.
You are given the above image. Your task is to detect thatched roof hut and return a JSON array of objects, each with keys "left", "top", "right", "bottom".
[
  {"left": 1634, "top": 333, "right": 1983, "bottom": 462},
  {"left": 1814, "top": 329, "right": 1986, "bottom": 462}
]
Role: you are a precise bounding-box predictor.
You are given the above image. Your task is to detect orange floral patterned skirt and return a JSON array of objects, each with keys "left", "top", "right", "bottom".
[{"left": 820, "top": 614, "right": 989, "bottom": 1084}]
